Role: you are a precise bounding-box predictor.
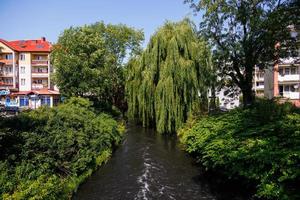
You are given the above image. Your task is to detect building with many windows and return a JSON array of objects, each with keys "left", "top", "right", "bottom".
[
  {"left": 0, "top": 37, "right": 59, "bottom": 109},
  {"left": 265, "top": 26, "right": 300, "bottom": 107},
  {"left": 253, "top": 66, "right": 265, "bottom": 97}
]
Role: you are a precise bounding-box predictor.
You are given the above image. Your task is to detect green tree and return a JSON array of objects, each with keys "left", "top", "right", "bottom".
[
  {"left": 52, "top": 22, "right": 144, "bottom": 112},
  {"left": 126, "top": 19, "right": 211, "bottom": 134},
  {"left": 184, "top": 0, "right": 299, "bottom": 106}
]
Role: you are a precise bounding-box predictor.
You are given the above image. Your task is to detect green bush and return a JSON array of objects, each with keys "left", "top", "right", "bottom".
[
  {"left": 179, "top": 100, "right": 300, "bottom": 199},
  {"left": 0, "top": 97, "right": 124, "bottom": 199}
]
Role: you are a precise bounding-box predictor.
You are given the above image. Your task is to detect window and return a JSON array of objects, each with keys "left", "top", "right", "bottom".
[
  {"left": 41, "top": 95, "right": 51, "bottom": 106},
  {"left": 53, "top": 97, "right": 60, "bottom": 106},
  {"left": 259, "top": 73, "right": 264, "bottom": 78},
  {"left": 256, "top": 82, "right": 264, "bottom": 86},
  {"left": 36, "top": 56, "right": 44, "bottom": 60},
  {"left": 279, "top": 68, "right": 283, "bottom": 75},
  {"left": 19, "top": 96, "right": 29, "bottom": 107},
  {"left": 37, "top": 79, "right": 43, "bottom": 84},
  {"left": 21, "top": 67, "right": 25, "bottom": 74},
  {"left": 20, "top": 54, "right": 25, "bottom": 61},
  {"left": 285, "top": 68, "right": 290, "bottom": 75},
  {"left": 284, "top": 85, "right": 290, "bottom": 92},
  {"left": 37, "top": 68, "right": 47, "bottom": 73},
  {"left": 291, "top": 86, "right": 295, "bottom": 92},
  {"left": 291, "top": 67, "right": 298, "bottom": 75},
  {"left": 284, "top": 85, "right": 297, "bottom": 92},
  {"left": 5, "top": 54, "right": 13, "bottom": 60},
  {"left": 21, "top": 79, "right": 25, "bottom": 86}
]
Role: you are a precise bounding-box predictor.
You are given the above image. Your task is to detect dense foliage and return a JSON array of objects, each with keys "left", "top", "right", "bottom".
[
  {"left": 184, "top": 0, "right": 300, "bottom": 106},
  {"left": 52, "top": 21, "right": 144, "bottom": 112},
  {"left": 179, "top": 100, "right": 300, "bottom": 199},
  {"left": 126, "top": 19, "right": 212, "bottom": 134},
  {"left": 0, "top": 97, "right": 124, "bottom": 199}
]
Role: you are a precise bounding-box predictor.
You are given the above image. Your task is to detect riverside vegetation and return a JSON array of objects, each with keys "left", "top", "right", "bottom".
[
  {"left": 179, "top": 100, "right": 300, "bottom": 200},
  {"left": 0, "top": 97, "right": 124, "bottom": 199}
]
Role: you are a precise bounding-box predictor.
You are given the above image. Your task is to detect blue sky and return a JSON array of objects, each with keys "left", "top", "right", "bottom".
[{"left": 0, "top": 0, "right": 198, "bottom": 45}]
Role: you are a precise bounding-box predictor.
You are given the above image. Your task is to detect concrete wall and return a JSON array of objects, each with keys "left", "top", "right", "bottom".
[{"left": 264, "top": 66, "right": 274, "bottom": 99}]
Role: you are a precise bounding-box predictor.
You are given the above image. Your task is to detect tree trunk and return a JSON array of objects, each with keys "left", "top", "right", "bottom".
[{"left": 241, "top": 84, "right": 254, "bottom": 107}]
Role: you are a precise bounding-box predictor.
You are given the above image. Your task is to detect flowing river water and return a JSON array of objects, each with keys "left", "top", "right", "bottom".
[{"left": 73, "top": 125, "right": 250, "bottom": 200}]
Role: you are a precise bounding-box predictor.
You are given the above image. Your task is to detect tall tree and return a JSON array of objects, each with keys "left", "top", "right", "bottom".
[
  {"left": 184, "top": 0, "right": 300, "bottom": 106},
  {"left": 52, "top": 22, "right": 144, "bottom": 112},
  {"left": 126, "top": 19, "right": 211, "bottom": 134}
]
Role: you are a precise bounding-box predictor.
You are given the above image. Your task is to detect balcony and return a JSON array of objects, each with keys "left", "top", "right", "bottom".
[
  {"left": 256, "top": 76, "right": 264, "bottom": 81},
  {"left": 0, "top": 59, "right": 13, "bottom": 65},
  {"left": 0, "top": 71, "right": 13, "bottom": 77},
  {"left": 31, "top": 60, "right": 48, "bottom": 66},
  {"left": 0, "top": 82, "right": 13, "bottom": 88},
  {"left": 32, "top": 84, "right": 48, "bottom": 90},
  {"left": 31, "top": 69, "right": 49, "bottom": 78},
  {"left": 278, "top": 74, "right": 300, "bottom": 82},
  {"left": 256, "top": 85, "right": 264, "bottom": 90},
  {"left": 281, "top": 92, "right": 300, "bottom": 100}
]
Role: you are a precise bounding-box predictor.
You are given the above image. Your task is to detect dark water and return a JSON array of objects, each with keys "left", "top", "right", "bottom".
[{"left": 73, "top": 125, "right": 250, "bottom": 200}]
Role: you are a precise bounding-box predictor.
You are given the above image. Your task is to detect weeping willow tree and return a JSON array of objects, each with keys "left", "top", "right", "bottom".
[{"left": 126, "top": 19, "right": 212, "bottom": 134}]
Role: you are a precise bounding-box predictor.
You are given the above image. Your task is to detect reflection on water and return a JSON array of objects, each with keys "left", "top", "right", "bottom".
[{"left": 73, "top": 125, "right": 251, "bottom": 200}]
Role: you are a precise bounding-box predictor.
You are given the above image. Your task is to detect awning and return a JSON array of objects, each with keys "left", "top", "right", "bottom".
[{"left": 11, "top": 89, "right": 60, "bottom": 96}]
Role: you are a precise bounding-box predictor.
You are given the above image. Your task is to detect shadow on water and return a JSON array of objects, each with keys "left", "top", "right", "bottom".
[{"left": 73, "top": 125, "right": 254, "bottom": 200}]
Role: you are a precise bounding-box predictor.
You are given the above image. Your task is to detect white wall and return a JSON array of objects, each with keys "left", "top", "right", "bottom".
[
  {"left": 18, "top": 53, "right": 32, "bottom": 91},
  {"left": 217, "top": 88, "right": 240, "bottom": 110}
]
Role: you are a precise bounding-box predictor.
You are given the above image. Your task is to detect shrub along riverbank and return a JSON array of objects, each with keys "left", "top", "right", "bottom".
[
  {"left": 0, "top": 97, "right": 124, "bottom": 199},
  {"left": 179, "top": 100, "right": 300, "bottom": 200}
]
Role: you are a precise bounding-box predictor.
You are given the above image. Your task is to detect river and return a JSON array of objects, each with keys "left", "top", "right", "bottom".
[{"left": 73, "top": 125, "right": 250, "bottom": 200}]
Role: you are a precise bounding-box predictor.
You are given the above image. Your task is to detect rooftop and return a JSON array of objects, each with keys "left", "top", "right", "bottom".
[{"left": 0, "top": 37, "right": 51, "bottom": 52}]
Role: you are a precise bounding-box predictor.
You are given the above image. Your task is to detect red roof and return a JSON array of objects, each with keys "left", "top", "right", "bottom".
[{"left": 0, "top": 38, "right": 51, "bottom": 52}]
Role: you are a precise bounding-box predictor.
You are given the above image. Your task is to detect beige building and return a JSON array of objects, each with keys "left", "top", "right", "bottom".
[{"left": 0, "top": 38, "right": 59, "bottom": 109}]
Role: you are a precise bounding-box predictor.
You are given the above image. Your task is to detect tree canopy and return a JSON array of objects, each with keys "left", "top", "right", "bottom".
[
  {"left": 126, "top": 19, "right": 212, "bottom": 134},
  {"left": 184, "top": 0, "right": 300, "bottom": 106},
  {"left": 52, "top": 21, "right": 144, "bottom": 111}
]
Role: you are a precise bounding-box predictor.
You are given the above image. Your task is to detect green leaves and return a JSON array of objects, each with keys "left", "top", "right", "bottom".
[
  {"left": 126, "top": 19, "right": 212, "bottom": 134},
  {"left": 52, "top": 22, "right": 144, "bottom": 112},
  {"left": 185, "top": 0, "right": 300, "bottom": 106},
  {"left": 179, "top": 100, "right": 300, "bottom": 199},
  {"left": 0, "top": 97, "right": 123, "bottom": 199}
]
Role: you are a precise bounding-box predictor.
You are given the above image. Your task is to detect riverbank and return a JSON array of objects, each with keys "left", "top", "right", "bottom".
[
  {"left": 0, "top": 97, "right": 125, "bottom": 199},
  {"left": 74, "top": 125, "right": 252, "bottom": 200},
  {"left": 178, "top": 100, "right": 300, "bottom": 200}
]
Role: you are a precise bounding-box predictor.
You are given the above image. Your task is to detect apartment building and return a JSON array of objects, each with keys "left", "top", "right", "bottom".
[
  {"left": 264, "top": 27, "right": 300, "bottom": 107},
  {"left": 253, "top": 66, "right": 265, "bottom": 97},
  {"left": 0, "top": 37, "right": 59, "bottom": 109}
]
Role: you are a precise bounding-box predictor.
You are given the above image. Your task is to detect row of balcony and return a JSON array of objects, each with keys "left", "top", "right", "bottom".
[
  {"left": 0, "top": 59, "right": 48, "bottom": 66},
  {"left": 0, "top": 83, "right": 48, "bottom": 90},
  {"left": 278, "top": 74, "right": 300, "bottom": 82},
  {"left": 0, "top": 82, "right": 13, "bottom": 86},
  {"left": 254, "top": 74, "right": 300, "bottom": 82},
  {"left": 280, "top": 92, "right": 300, "bottom": 100},
  {"left": 0, "top": 69, "right": 48, "bottom": 75}
]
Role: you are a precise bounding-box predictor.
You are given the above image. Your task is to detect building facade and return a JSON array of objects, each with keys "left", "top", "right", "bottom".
[
  {"left": 264, "top": 26, "right": 300, "bottom": 107},
  {"left": 253, "top": 66, "right": 265, "bottom": 97},
  {"left": 264, "top": 58, "right": 300, "bottom": 107},
  {"left": 0, "top": 37, "right": 59, "bottom": 110}
]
